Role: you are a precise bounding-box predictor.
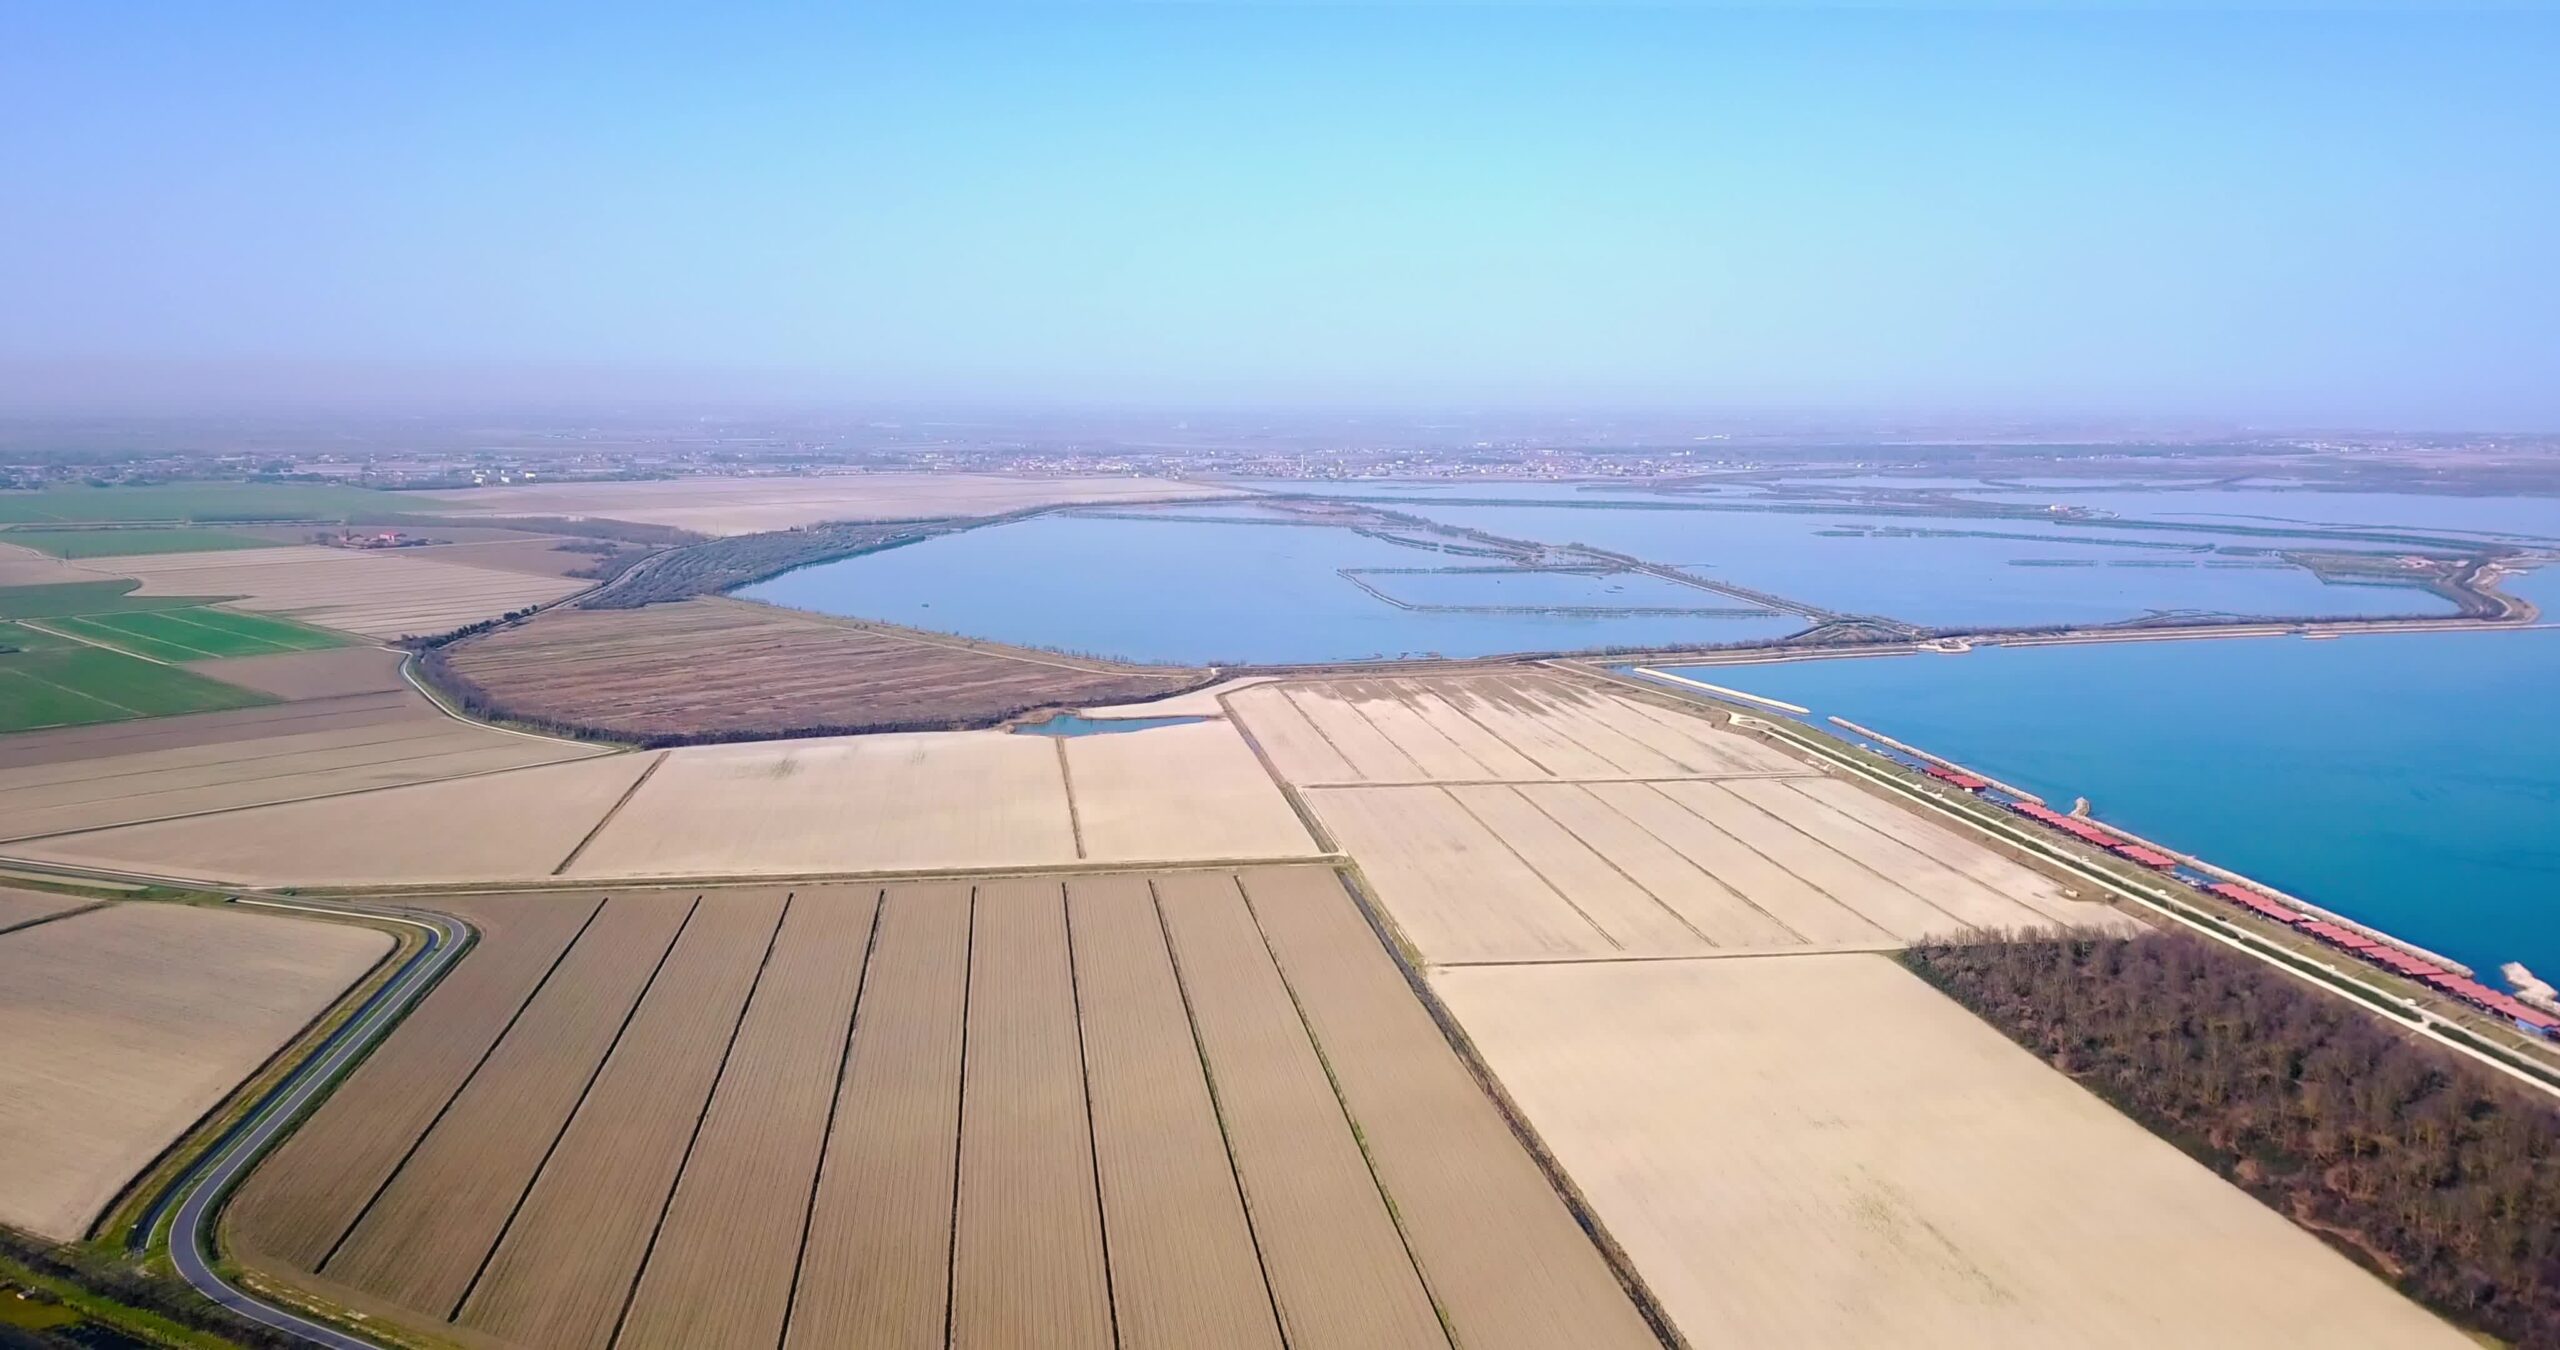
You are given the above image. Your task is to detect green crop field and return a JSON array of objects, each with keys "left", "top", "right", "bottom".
[
  {"left": 0, "top": 482, "right": 411, "bottom": 525},
  {"left": 41, "top": 608, "right": 352, "bottom": 663},
  {"left": 0, "top": 581, "right": 226, "bottom": 620},
  {"left": 0, "top": 646, "right": 274, "bottom": 732},
  {"left": 0, "top": 526, "right": 286, "bottom": 558},
  {"left": 0, "top": 621, "right": 80, "bottom": 654}
]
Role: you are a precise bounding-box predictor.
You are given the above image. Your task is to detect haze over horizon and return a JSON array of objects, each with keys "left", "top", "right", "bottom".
[{"left": 5, "top": 2, "right": 2555, "bottom": 428}]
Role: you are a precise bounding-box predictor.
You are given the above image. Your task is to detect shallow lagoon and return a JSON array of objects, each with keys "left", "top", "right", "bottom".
[
  {"left": 1673, "top": 601, "right": 2560, "bottom": 982},
  {"left": 1398, "top": 502, "right": 2456, "bottom": 627},
  {"left": 740, "top": 513, "right": 1807, "bottom": 664}
]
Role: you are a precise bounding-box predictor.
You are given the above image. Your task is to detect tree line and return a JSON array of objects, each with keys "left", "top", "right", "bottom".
[{"left": 1904, "top": 931, "right": 2560, "bottom": 1347}]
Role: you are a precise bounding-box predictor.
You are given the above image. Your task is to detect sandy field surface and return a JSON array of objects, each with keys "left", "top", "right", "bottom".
[
  {"left": 419, "top": 473, "right": 1231, "bottom": 535},
  {"left": 1310, "top": 777, "right": 2128, "bottom": 963},
  {"left": 232, "top": 868, "right": 1651, "bottom": 1350},
  {"left": 1060, "top": 720, "right": 1316, "bottom": 861},
  {"left": 1232, "top": 672, "right": 1807, "bottom": 785},
  {"left": 0, "top": 541, "right": 95, "bottom": 586},
  {"left": 567, "top": 732, "right": 1078, "bottom": 878},
  {"left": 188, "top": 646, "right": 408, "bottom": 700},
  {"left": 439, "top": 596, "right": 1196, "bottom": 739},
  {"left": 0, "top": 902, "right": 388, "bottom": 1240},
  {"left": 95, "top": 545, "right": 586, "bottom": 638},
  {"left": 15, "top": 754, "right": 655, "bottom": 885},
  {"left": 0, "top": 689, "right": 426, "bottom": 771},
  {"left": 1277, "top": 676, "right": 2130, "bottom": 965},
  {"left": 0, "top": 886, "right": 95, "bottom": 933},
  {"left": 0, "top": 704, "right": 605, "bottom": 842},
  {"left": 1436, "top": 954, "right": 2472, "bottom": 1349}
]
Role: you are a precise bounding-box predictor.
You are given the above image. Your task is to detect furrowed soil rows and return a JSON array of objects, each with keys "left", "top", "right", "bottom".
[
  {"left": 1647, "top": 780, "right": 1965, "bottom": 938},
  {"left": 785, "top": 882, "right": 971, "bottom": 1350},
  {"left": 1332, "top": 682, "right": 1492, "bottom": 779},
  {"left": 0, "top": 903, "right": 389, "bottom": 1240},
  {"left": 321, "top": 892, "right": 694, "bottom": 1314},
  {"left": 1715, "top": 778, "right": 2083, "bottom": 931},
  {"left": 1279, "top": 687, "right": 1423, "bottom": 780},
  {"left": 1243, "top": 866, "right": 1662, "bottom": 1350},
  {"left": 1511, "top": 783, "right": 1807, "bottom": 947},
  {"left": 461, "top": 892, "right": 785, "bottom": 1350},
  {"left": 1065, "top": 875, "right": 1282, "bottom": 1350},
  {"left": 1432, "top": 955, "right": 2473, "bottom": 1350},
  {"left": 1579, "top": 782, "right": 1898, "bottom": 945},
  {"left": 438, "top": 597, "right": 1198, "bottom": 741},
  {"left": 616, "top": 886, "right": 880, "bottom": 1350},
  {"left": 951, "top": 878, "right": 1113, "bottom": 1350},
  {"left": 1304, "top": 784, "right": 1610, "bottom": 962},
  {"left": 1392, "top": 686, "right": 1546, "bottom": 777},
  {"left": 1782, "top": 776, "right": 2121, "bottom": 928},
  {"left": 1152, "top": 870, "right": 1447, "bottom": 1348},
  {"left": 227, "top": 893, "right": 607, "bottom": 1270},
  {"left": 1444, "top": 784, "right": 1707, "bottom": 953},
  {"left": 1220, "top": 685, "right": 1355, "bottom": 784}
]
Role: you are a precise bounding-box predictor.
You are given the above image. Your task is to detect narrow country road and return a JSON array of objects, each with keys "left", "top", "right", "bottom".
[{"left": 142, "top": 897, "right": 470, "bottom": 1349}]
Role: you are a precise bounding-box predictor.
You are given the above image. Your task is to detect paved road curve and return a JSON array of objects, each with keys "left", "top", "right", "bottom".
[{"left": 145, "top": 897, "right": 470, "bottom": 1349}]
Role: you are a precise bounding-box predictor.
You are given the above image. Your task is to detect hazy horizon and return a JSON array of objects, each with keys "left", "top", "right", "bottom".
[{"left": 6, "top": 3, "right": 2555, "bottom": 429}]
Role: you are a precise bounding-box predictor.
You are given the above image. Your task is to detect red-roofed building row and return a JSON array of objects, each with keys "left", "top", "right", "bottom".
[
  {"left": 2204, "top": 882, "right": 2306, "bottom": 925},
  {"left": 2111, "top": 844, "right": 2179, "bottom": 870},
  {"left": 1924, "top": 765, "right": 1991, "bottom": 791}
]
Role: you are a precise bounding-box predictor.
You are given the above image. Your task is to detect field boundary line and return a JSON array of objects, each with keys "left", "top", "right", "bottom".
[
  {"left": 294, "top": 854, "right": 1352, "bottom": 899},
  {"left": 607, "top": 891, "right": 793, "bottom": 1349},
  {"left": 1058, "top": 881, "right": 1124, "bottom": 1349},
  {"left": 1054, "top": 737, "right": 1087, "bottom": 860},
  {"left": 20, "top": 616, "right": 183, "bottom": 668},
  {"left": 0, "top": 662, "right": 148, "bottom": 716},
  {"left": 1378, "top": 685, "right": 1500, "bottom": 779},
  {"left": 1435, "top": 784, "right": 1622, "bottom": 952},
  {"left": 398, "top": 650, "right": 612, "bottom": 750},
  {"left": 1290, "top": 770, "right": 1814, "bottom": 789},
  {"left": 1677, "top": 778, "right": 1976, "bottom": 936},
  {"left": 1433, "top": 941, "right": 1907, "bottom": 968},
  {"left": 1631, "top": 780, "right": 1905, "bottom": 942},
  {"left": 81, "top": 611, "right": 234, "bottom": 661},
  {"left": 941, "top": 886, "right": 977, "bottom": 1350},
  {"left": 1506, "top": 784, "right": 1721, "bottom": 948},
  {"left": 1232, "top": 871, "right": 1459, "bottom": 1349},
  {"left": 1594, "top": 665, "right": 2560, "bottom": 1102},
  {"left": 1147, "top": 876, "right": 1291, "bottom": 1344},
  {"left": 1536, "top": 783, "right": 1811, "bottom": 944},
  {"left": 454, "top": 894, "right": 703, "bottom": 1321},
  {"left": 780, "top": 889, "right": 885, "bottom": 1349},
  {"left": 1299, "top": 868, "right": 1690, "bottom": 1350},
  {"left": 1217, "top": 687, "right": 1343, "bottom": 856},
  {"left": 0, "top": 745, "right": 623, "bottom": 849},
  {"left": 318, "top": 894, "right": 613, "bottom": 1272},
  {"left": 150, "top": 897, "right": 474, "bottom": 1350},
  {"left": 1, "top": 739, "right": 588, "bottom": 841},
  {"left": 0, "top": 897, "right": 112, "bottom": 937},
  {"left": 1426, "top": 683, "right": 1558, "bottom": 777},
  {"left": 551, "top": 749, "right": 668, "bottom": 874}
]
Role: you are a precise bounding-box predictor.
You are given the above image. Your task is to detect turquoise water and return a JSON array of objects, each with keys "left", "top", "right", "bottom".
[
  {"left": 1011, "top": 712, "right": 1208, "bottom": 736},
  {"left": 1673, "top": 596, "right": 2560, "bottom": 981}
]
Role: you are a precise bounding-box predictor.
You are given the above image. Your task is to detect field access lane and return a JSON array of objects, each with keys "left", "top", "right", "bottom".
[
  {"left": 616, "top": 886, "right": 880, "bottom": 1350},
  {"left": 951, "top": 879, "right": 1113, "bottom": 1350},
  {"left": 784, "top": 883, "right": 971, "bottom": 1350},
  {"left": 1067, "top": 874, "right": 1284, "bottom": 1350},
  {"left": 321, "top": 892, "right": 694, "bottom": 1316},
  {"left": 1154, "top": 870, "right": 1450, "bottom": 1349},
  {"left": 460, "top": 891, "right": 785, "bottom": 1350}
]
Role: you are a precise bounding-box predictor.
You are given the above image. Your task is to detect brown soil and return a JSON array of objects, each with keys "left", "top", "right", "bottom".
[{"left": 430, "top": 597, "right": 1203, "bottom": 742}]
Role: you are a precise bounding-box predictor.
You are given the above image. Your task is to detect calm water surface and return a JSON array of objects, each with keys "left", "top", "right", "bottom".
[{"left": 1677, "top": 581, "right": 2560, "bottom": 981}]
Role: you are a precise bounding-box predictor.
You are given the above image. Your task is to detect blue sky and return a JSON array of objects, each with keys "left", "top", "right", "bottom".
[{"left": 2, "top": 3, "right": 2554, "bottom": 424}]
